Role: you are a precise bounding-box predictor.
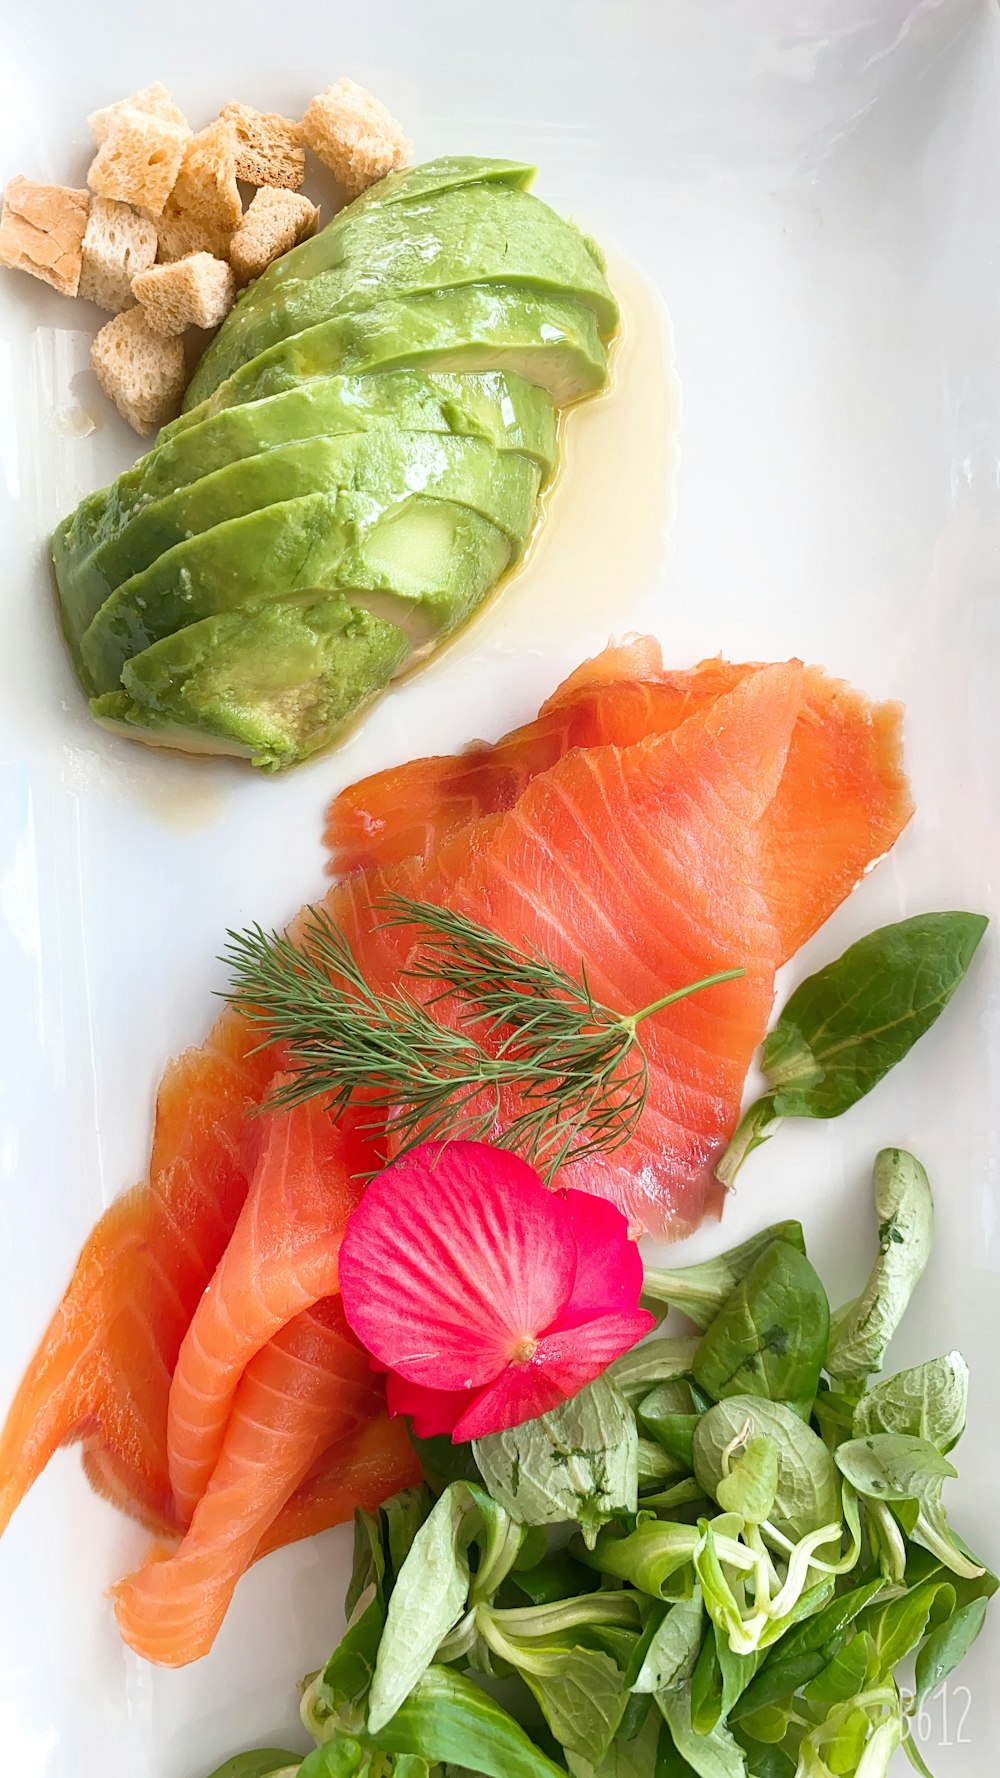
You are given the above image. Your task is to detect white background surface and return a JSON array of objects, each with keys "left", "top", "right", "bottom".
[{"left": 1, "top": 2, "right": 999, "bottom": 1773}]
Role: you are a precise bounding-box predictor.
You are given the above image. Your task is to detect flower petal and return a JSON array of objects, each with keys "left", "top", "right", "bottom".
[
  {"left": 385, "top": 1371, "right": 475, "bottom": 1439},
  {"left": 559, "top": 1189, "right": 645, "bottom": 1321},
  {"left": 339, "top": 1142, "right": 577, "bottom": 1390},
  {"left": 453, "top": 1309, "right": 656, "bottom": 1441}
]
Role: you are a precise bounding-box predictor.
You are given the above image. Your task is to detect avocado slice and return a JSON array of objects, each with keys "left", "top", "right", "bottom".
[
  {"left": 90, "top": 596, "right": 411, "bottom": 772},
  {"left": 174, "top": 286, "right": 607, "bottom": 430},
  {"left": 186, "top": 183, "right": 618, "bottom": 406},
  {"left": 77, "top": 452, "right": 533, "bottom": 695},
  {"left": 56, "top": 369, "right": 557, "bottom": 572},
  {"left": 60, "top": 428, "right": 540, "bottom": 639},
  {"left": 337, "top": 496, "right": 516, "bottom": 639}
]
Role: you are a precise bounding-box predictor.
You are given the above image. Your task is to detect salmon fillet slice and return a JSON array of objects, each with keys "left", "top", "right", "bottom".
[
  {"left": 323, "top": 640, "right": 911, "bottom": 962},
  {"left": 113, "top": 1296, "right": 380, "bottom": 1665},
  {"left": 167, "top": 1093, "right": 369, "bottom": 1525},
  {"left": 0, "top": 1014, "right": 276, "bottom": 1537}
]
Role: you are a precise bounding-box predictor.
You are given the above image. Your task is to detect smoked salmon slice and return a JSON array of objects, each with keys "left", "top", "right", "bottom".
[
  {"left": 323, "top": 641, "right": 911, "bottom": 962},
  {"left": 330, "top": 665, "right": 803, "bottom": 1238},
  {"left": 0, "top": 1014, "right": 276, "bottom": 1537},
  {"left": 113, "top": 1296, "right": 380, "bottom": 1665},
  {"left": 167, "top": 1093, "right": 369, "bottom": 1525},
  {"left": 253, "top": 1412, "right": 422, "bottom": 1560}
]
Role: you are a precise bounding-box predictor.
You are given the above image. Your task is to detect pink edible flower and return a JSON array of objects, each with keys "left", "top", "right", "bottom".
[{"left": 338, "top": 1141, "right": 655, "bottom": 1442}]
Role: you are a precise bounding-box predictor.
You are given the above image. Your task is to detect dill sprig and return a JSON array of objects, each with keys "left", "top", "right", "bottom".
[{"left": 221, "top": 894, "right": 743, "bottom": 1179}]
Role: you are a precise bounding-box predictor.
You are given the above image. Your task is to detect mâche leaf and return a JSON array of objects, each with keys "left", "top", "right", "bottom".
[
  {"left": 477, "top": 1615, "right": 630, "bottom": 1764},
  {"left": 826, "top": 1150, "right": 933, "bottom": 1381},
  {"left": 913, "top": 1596, "right": 989, "bottom": 1706},
  {"left": 715, "top": 1439, "right": 779, "bottom": 1526},
  {"left": 369, "top": 1482, "right": 515, "bottom": 1732},
  {"left": 474, "top": 1375, "right": 638, "bottom": 1546},
  {"left": 627, "top": 1588, "right": 703, "bottom": 1693},
  {"left": 852, "top": 1352, "right": 968, "bottom": 1451},
  {"left": 606, "top": 1336, "right": 701, "bottom": 1405},
  {"left": 693, "top": 1398, "right": 841, "bottom": 1544},
  {"left": 641, "top": 1225, "right": 806, "bottom": 1329},
  {"left": 834, "top": 1433, "right": 985, "bottom": 1580},
  {"left": 692, "top": 1243, "right": 829, "bottom": 1414},
  {"left": 657, "top": 1682, "right": 748, "bottom": 1777},
  {"left": 716, "top": 912, "right": 987, "bottom": 1185},
  {"left": 204, "top": 1757, "right": 302, "bottom": 1778},
  {"left": 371, "top": 1665, "right": 566, "bottom": 1778}
]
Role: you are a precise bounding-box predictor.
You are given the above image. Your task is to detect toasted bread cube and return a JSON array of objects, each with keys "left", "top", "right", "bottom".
[
  {"left": 79, "top": 197, "right": 157, "bottom": 312},
  {"left": 89, "top": 83, "right": 189, "bottom": 147},
  {"left": 88, "top": 109, "right": 189, "bottom": 217},
  {"left": 0, "top": 177, "right": 89, "bottom": 296},
  {"left": 229, "top": 188, "right": 318, "bottom": 283},
  {"left": 91, "top": 307, "right": 186, "bottom": 434},
  {"left": 156, "top": 120, "right": 244, "bottom": 261},
  {"left": 218, "top": 101, "right": 305, "bottom": 190},
  {"left": 302, "top": 79, "right": 411, "bottom": 198},
  {"left": 132, "top": 252, "right": 235, "bottom": 335}
]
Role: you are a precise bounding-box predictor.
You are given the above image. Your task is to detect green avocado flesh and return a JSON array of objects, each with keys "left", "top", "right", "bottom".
[{"left": 52, "top": 155, "right": 617, "bottom": 767}]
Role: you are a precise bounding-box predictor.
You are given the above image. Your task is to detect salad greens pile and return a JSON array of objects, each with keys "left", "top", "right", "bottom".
[{"left": 208, "top": 1147, "right": 992, "bottom": 1778}]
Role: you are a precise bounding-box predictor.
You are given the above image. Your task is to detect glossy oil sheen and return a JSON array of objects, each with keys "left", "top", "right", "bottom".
[{"left": 1, "top": 3, "right": 999, "bottom": 1774}]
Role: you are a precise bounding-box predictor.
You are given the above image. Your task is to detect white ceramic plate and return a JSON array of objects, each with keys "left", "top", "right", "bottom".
[{"left": 1, "top": 3, "right": 998, "bottom": 1772}]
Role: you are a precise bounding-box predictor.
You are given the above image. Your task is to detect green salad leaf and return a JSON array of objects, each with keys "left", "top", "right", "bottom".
[
  {"left": 606, "top": 1337, "right": 701, "bottom": 1405},
  {"left": 717, "top": 912, "right": 987, "bottom": 1185},
  {"left": 692, "top": 1243, "right": 830, "bottom": 1415},
  {"left": 204, "top": 1757, "right": 301, "bottom": 1778},
  {"left": 852, "top": 1352, "right": 967, "bottom": 1451},
  {"left": 641, "top": 1224, "right": 806, "bottom": 1329},
  {"left": 627, "top": 1588, "right": 703, "bottom": 1694},
  {"left": 913, "top": 1595, "right": 989, "bottom": 1706},
  {"left": 372, "top": 1665, "right": 566, "bottom": 1778},
  {"left": 835, "top": 1434, "right": 984, "bottom": 1580},
  {"left": 826, "top": 1150, "right": 934, "bottom": 1382},
  {"left": 657, "top": 1681, "right": 748, "bottom": 1777},
  {"left": 693, "top": 1398, "right": 841, "bottom": 1544},
  {"left": 474, "top": 1375, "right": 638, "bottom": 1545}
]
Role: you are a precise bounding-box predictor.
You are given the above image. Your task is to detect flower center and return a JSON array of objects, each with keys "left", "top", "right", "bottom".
[{"left": 511, "top": 1335, "right": 539, "bottom": 1364}]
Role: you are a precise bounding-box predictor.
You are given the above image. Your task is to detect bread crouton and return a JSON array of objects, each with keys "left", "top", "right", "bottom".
[
  {"left": 302, "top": 79, "right": 411, "bottom": 197},
  {"left": 79, "top": 197, "right": 157, "bottom": 312},
  {"left": 90, "top": 307, "right": 186, "bottom": 434},
  {"left": 156, "top": 120, "right": 243, "bottom": 260},
  {"left": 89, "top": 83, "right": 189, "bottom": 147},
  {"left": 132, "top": 252, "right": 235, "bottom": 335},
  {"left": 219, "top": 101, "right": 305, "bottom": 190},
  {"left": 228, "top": 187, "right": 318, "bottom": 283},
  {"left": 87, "top": 109, "right": 189, "bottom": 217},
  {"left": 0, "top": 177, "right": 89, "bottom": 296}
]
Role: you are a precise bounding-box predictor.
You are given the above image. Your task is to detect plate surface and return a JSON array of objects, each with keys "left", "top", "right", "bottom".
[{"left": 1, "top": 3, "right": 998, "bottom": 1773}]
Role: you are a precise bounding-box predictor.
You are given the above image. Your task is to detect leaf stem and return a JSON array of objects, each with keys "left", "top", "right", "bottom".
[{"left": 622, "top": 967, "right": 746, "bottom": 1032}]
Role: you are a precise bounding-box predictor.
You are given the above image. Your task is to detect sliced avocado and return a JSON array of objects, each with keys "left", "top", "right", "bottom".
[
  {"left": 78, "top": 452, "right": 530, "bottom": 695},
  {"left": 57, "top": 370, "right": 557, "bottom": 572},
  {"left": 186, "top": 183, "right": 618, "bottom": 405},
  {"left": 91, "top": 596, "right": 410, "bottom": 772},
  {"left": 339, "top": 497, "right": 516, "bottom": 640},
  {"left": 175, "top": 287, "right": 606, "bottom": 430},
  {"left": 60, "top": 428, "right": 539, "bottom": 637}
]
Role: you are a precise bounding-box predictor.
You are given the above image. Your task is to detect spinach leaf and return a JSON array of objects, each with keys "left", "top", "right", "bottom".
[
  {"left": 733, "top": 1738, "right": 796, "bottom": 1778},
  {"left": 370, "top": 1665, "right": 564, "bottom": 1778},
  {"left": 370, "top": 1482, "right": 512, "bottom": 1732},
  {"left": 641, "top": 1224, "right": 806, "bottom": 1329},
  {"left": 799, "top": 1631, "right": 871, "bottom": 1705},
  {"left": 835, "top": 1433, "right": 985, "bottom": 1580},
  {"left": 628, "top": 1590, "right": 704, "bottom": 1693},
  {"left": 914, "top": 1596, "right": 989, "bottom": 1706},
  {"left": 728, "top": 1651, "right": 826, "bottom": 1723},
  {"left": 607, "top": 1336, "right": 701, "bottom": 1405},
  {"left": 204, "top": 1757, "right": 302, "bottom": 1778},
  {"left": 298, "top": 1744, "right": 365, "bottom": 1778},
  {"left": 716, "top": 912, "right": 987, "bottom": 1185},
  {"left": 474, "top": 1376, "right": 638, "bottom": 1547},
  {"left": 693, "top": 1398, "right": 841, "bottom": 1543},
  {"left": 853, "top": 1352, "right": 968, "bottom": 1452},
  {"left": 826, "top": 1150, "right": 934, "bottom": 1381},
  {"left": 693, "top": 1244, "right": 829, "bottom": 1415}
]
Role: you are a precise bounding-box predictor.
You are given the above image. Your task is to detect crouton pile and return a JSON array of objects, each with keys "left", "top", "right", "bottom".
[{"left": 0, "top": 79, "right": 412, "bottom": 434}]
